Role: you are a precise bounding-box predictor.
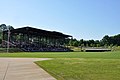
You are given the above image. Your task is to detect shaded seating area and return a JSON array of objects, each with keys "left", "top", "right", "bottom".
[{"left": 2, "top": 27, "right": 72, "bottom": 52}]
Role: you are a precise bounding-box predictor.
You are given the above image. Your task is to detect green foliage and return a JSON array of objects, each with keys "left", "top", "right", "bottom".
[
  {"left": 112, "top": 46, "right": 120, "bottom": 51},
  {"left": 102, "top": 35, "right": 110, "bottom": 45},
  {"left": 73, "top": 40, "right": 79, "bottom": 47},
  {"left": 69, "top": 46, "right": 81, "bottom": 51},
  {"left": 0, "top": 24, "right": 7, "bottom": 31},
  {"left": 0, "top": 24, "right": 14, "bottom": 45},
  {"left": 101, "top": 34, "right": 120, "bottom": 46},
  {"left": 0, "top": 24, "right": 14, "bottom": 31},
  {"left": 67, "top": 34, "right": 120, "bottom": 47},
  {"left": 69, "top": 39, "right": 73, "bottom": 46}
]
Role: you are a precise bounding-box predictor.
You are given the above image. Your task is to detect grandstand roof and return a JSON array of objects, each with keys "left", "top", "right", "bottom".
[{"left": 4, "top": 27, "right": 72, "bottom": 38}]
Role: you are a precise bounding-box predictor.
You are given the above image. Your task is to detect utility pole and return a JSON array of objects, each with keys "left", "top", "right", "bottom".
[{"left": 7, "top": 27, "right": 10, "bottom": 53}]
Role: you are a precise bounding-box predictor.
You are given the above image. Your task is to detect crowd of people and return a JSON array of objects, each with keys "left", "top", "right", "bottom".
[
  {"left": 20, "top": 42, "right": 71, "bottom": 52},
  {"left": 2, "top": 40, "right": 71, "bottom": 52}
]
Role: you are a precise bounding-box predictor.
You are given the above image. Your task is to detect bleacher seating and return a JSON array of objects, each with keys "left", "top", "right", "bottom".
[{"left": 2, "top": 40, "right": 71, "bottom": 52}]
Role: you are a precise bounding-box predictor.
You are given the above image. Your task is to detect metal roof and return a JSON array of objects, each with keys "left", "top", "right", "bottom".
[{"left": 4, "top": 27, "right": 72, "bottom": 38}]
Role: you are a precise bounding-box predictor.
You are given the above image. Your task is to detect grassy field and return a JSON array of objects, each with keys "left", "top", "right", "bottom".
[
  {"left": 36, "top": 58, "right": 120, "bottom": 80},
  {"left": 0, "top": 51, "right": 120, "bottom": 80},
  {"left": 0, "top": 51, "right": 120, "bottom": 59}
]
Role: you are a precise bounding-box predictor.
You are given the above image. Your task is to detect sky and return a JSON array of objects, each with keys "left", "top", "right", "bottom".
[{"left": 0, "top": 0, "right": 120, "bottom": 40}]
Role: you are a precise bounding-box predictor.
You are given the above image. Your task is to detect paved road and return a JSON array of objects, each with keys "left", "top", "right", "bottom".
[{"left": 0, "top": 58, "right": 56, "bottom": 80}]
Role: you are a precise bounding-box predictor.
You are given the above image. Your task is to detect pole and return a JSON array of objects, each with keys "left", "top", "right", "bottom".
[{"left": 7, "top": 27, "right": 10, "bottom": 53}]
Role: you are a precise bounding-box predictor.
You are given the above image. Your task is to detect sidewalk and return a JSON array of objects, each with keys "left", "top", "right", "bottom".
[{"left": 0, "top": 58, "right": 56, "bottom": 80}]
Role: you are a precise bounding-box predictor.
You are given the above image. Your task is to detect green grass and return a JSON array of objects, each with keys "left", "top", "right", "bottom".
[
  {"left": 0, "top": 51, "right": 120, "bottom": 59},
  {"left": 36, "top": 58, "right": 120, "bottom": 80},
  {"left": 0, "top": 51, "right": 120, "bottom": 80},
  {"left": 0, "top": 48, "right": 23, "bottom": 52}
]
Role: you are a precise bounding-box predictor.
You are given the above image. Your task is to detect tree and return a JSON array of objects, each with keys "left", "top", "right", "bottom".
[
  {"left": 112, "top": 34, "right": 120, "bottom": 46},
  {"left": 69, "top": 39, "right": 73, "bottom": 46},
  {"left": 7, "top": 25, "right": 14, "bottom": 30},
  {"left": 88, "top": 39, "right": 95, "bottom": 47},
  {"left": 0, "top": 24, "right": 14, "bottom": 45},
  {"left": 102, "top": 35, "right": 110, "bottom": 46},
  {"left": 0, "top": 24, "right": 7, "bottom": 31},
  {"left": 79, "top": 39, "right": 84, "bottom": 46},
  {"left": 0, "top": 24, "right": 14, "bottom": 31},
  {"left": 0, "top": 24, "right": 7, "bottom": 45},
  {"left": 94, "top": 40, "right": 100, "bottom": 47},
  {"left": 73, "top": 40, "right": 79, "bottom": 47}
]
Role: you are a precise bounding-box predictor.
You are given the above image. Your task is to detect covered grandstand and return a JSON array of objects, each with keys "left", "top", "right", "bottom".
[{"left": 2, "top": 27, "right": 72, "bottom": 52}]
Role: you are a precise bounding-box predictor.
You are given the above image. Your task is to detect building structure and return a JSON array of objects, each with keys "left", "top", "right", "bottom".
[{"left": 2, "top": 27, "right": 72, "bottom": 52}]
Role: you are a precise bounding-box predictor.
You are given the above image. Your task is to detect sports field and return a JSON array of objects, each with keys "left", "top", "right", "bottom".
[{"left": 0, "top": 51, "right": 120, "bottom": 80}]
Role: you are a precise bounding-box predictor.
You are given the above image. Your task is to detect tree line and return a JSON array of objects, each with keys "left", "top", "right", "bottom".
[{"left": 66, "top": 34, "right": 120, "bottom": 47}]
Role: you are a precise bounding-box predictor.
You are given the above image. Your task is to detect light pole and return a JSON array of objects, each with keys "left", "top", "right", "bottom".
[{"left": 7, "top": 27, "right": 10, "bottom": 53}]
